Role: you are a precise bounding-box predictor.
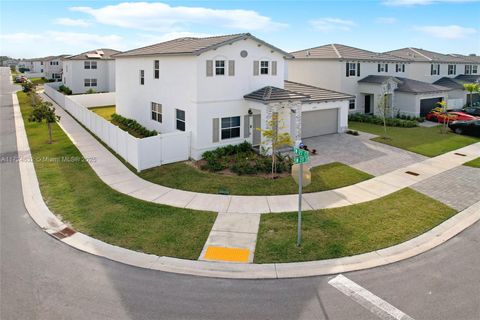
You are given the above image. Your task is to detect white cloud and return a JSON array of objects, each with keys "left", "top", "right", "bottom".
[
  {"left": 0, "top": 33, "right": 43, "bottom": 42},
  {"left": 414, "top": 25, "right": 477, "bottom": 39},
  {"left": 54, "top": 18, "right": 91, "bottom": 27},
  {"left": 375, "top": 17, "right": 397, "bottom": 24},
  {"left": 383, "top": 0, "right": 479, "bottom": 6},
  {"left": 70, "top": 2, "right": 287, "bottom": 32},
  {"left": 309, "top": 18, "right": 356, "bottom": 32}
]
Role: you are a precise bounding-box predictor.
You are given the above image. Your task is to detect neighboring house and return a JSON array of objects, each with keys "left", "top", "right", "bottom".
[
  {"left": 44, "top": 55, "right": 69, "bottom": 81},
  {"left": 115, "top": 33, "right": 353, "bottom": 159},
  {"left": 62, "top": 48, "right": 120, "bottom": 94},
  {"left": 17, "top": 60, "right": 33, "bottom": 71},
  {"left": 31, "top": 59, "right": 45, "bottom": 75}
]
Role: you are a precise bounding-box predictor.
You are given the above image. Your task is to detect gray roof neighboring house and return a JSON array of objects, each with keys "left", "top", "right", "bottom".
[
  {"left": 65, "top": 49, "right": 121, "bottom": 60},
  {"left": 433, "top": 77, "right": 466, "bottom": 90},
  {"left": 455, "top": 74, "right": 480, "bottom": 83},
  {"left": 290, "top": 44, "right": 405, "bottom": 62},
  {"left": 385, "top": 48, "right": 466, "bottom": 63},
  {"left": 359, "top": 75, "right": 451, "bottom": 94},
  {"left": 284, "top": 81, "right": 355, "bottom": 102},
  {"left": 244, "top": 86, "right": 309, "bottom": 102},
  {"left": 114, "top": 33, "right": 292, "bottom": 58},
  {"left": 449, "top": 54, "right": 480, "bottom": 64}
]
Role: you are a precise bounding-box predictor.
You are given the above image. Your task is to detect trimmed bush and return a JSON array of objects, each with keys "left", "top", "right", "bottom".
[
  {"left": 110, "top": 113, "right": 158, "bottom": 138},
  {"left": 58, "top": 85, "right": 72, "bottom": 95},
  {"left": 349, "top": 113, "right": 417, "bottom": 128}
]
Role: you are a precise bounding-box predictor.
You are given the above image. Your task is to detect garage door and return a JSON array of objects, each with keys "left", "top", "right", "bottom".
[
  {"left": 467, "top": 93, "right": 480, "bottom": 105},
  {"left": 301, "top": 109, "right": 338, "bottom": 138},
  {"left": 420, "top": 97, "right": 443, "bottom": 116}
]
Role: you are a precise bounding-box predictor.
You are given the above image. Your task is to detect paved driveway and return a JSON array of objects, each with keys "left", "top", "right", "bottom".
[{"left": 303, "top": 133, "right": 427, "bottom": 176}]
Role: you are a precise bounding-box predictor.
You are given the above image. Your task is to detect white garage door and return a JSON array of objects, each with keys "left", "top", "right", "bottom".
[{"left": 301, "top": 109, "right": 338, "bottom": 138}]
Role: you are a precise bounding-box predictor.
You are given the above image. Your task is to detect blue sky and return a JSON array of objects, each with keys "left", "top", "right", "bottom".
[{"left": 1, "top": 0, "right": 479, "bottom": 58}]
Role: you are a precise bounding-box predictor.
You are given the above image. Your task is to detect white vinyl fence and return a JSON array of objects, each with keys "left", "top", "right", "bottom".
[{"left": 44, "top": 83, "right": 191, "bottom": 171}]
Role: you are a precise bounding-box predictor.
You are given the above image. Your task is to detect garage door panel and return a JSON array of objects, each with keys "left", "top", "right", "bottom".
[
  {"left": 301, "top": 109, "right": 338, "bottom": 138},
  {"left": 420, "top": 97, "right": 443, "bottom": 116}
]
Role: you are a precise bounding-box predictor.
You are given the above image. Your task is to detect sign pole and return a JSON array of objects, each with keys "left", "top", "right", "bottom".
[{"left": 297, "top": 162, "right": 303, "bottom": 247}]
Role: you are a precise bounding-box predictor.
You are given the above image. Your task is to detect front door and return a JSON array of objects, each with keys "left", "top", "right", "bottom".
[
  {"left": 365, "top": 95, "right": 372, "bottom": 114},
  {"left": 252, "top": 114, "right": 261, "bottom": 146}
]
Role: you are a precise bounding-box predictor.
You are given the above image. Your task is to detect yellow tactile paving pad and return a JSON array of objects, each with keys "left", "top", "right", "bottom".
[{"left": 204, "top": 246, "right": 250, "bottom": 263}]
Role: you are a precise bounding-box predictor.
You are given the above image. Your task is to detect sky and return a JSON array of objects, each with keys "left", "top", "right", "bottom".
[{"left": 0, "top": 0, "right": 479, "bottom": 58}]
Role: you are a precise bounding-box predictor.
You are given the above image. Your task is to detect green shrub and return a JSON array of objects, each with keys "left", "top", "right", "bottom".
[
  {"left": 85, "top": 88, "right": 96, "bottom": 94},
  {"left": 21, "top": 81, "right": 34, "bottom": 93},
  {"left": 58, "top": 85, "right": 72, "bottom": 95},
  {"left": 349, "top": 113, "right": 417, "bottom": 128},
  {"left": 110, "top": 113, "right": 158, "bottom": 138}
]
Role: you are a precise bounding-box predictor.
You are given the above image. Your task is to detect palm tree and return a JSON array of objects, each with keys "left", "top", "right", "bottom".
[{"left": 463, "top": 83, "right": 479, "bottom": 107}]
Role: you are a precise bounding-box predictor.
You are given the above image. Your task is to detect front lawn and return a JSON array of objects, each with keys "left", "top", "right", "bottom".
[
  {"left": 29, "top": 77, "right": 47, "bottom": 85},
  {"left": 464, "top": 157, "right": 480, "bottom": 168},
  {"left": 349, "top": 122, "right": 479, "bottom": 157},
  {"left": 254, "top": 188, "right": 456, "bottom": 263},
  {"left": 90, "top": 105, "right": 116, "bottom": 121},
  {"left": 139, "top": 161, "right": 373, "bottom": 196},
  {"left": 18, "top": 91, "right": 216, "bottom": 259}
]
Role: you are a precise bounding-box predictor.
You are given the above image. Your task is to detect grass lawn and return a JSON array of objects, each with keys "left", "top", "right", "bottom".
[
  {"left": 139, "top": 162, "right": 373, "bottom": 196},
  {"left": 90, "top": 105, "right": 116, "bottom": 121},
  {"left": 464, "top": 157, "right": 480, "bottom": 168},
  {"left": 349, "top": 122, "right": 479, "bottom": 157},
  {"left": 17, "top": 92, "right": 216, "bottom": 259},
  {"left": 254, "top": 188, "right": 456, "bottom": 263},
  {"left": 29, "top": 77, "right": 47, "bottom": 85}
]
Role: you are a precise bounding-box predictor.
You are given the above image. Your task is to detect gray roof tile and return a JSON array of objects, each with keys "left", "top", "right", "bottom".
[
  {"left": 284, "top": 81, "right": 354, "bottom": 102},
  {"left": 385, "top": 48, "right": 466, "bottom": 63},
  {"left": 359, "top": 75, "right": 451, "bottom": 93},
  {"left": 65, "top": 49, "right": 121, "bottom": 60},
  {"left": 244, "top": 86, "right": 309, "bottom": 102},
  {"left": 290, "top": 44, "right": 405, "bottom": 61}
]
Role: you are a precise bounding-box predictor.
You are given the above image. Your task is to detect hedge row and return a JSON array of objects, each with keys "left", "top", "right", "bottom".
[
  {"left": 111, "top": 113, "right": 158, "bottom": 138},
  {"left": 349, "top": 113, "right": 418, "bottom": 128}
]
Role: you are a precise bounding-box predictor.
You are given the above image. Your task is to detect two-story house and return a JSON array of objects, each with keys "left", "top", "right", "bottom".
[
  {"left": 62, "top": 49, "right": 120, "bottom": 94},
  {"left": 114, "top": 34, "right": 354, "bottom": 159},
  {"left": 288, "top": 44, "right": 453, "bottom": 117},
  {"left": 30, "top": 59, "right": 45, "bottom": 75},
  {"left": 43, "top": 55, "right": 69, "bottom": 81}
]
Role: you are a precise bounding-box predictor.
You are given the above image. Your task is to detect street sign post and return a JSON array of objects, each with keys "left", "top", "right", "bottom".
[{"left": 292, "top": 147, "right": 309, "bottom": 247}]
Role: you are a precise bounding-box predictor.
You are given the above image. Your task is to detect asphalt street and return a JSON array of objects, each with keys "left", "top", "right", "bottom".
[{"left": 1, "top": 67, "right": 479, "bottom": 320}]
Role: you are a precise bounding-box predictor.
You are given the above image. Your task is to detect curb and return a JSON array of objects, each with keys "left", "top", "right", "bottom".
[{"left": 12, "top": 92, "right": 480, "bottom": 279}]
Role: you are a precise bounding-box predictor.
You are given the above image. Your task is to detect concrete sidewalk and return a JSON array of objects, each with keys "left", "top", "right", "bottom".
[
  {"left": 14, "top": 92, "right": 480, "bottom": 279},
  {"left": 40, "top": 92, "right": 480, "bottom": 215}
]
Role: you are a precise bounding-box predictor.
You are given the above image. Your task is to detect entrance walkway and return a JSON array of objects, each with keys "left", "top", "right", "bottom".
[{"left": 41, "top": 92, "right": 480, "bottom": 217}]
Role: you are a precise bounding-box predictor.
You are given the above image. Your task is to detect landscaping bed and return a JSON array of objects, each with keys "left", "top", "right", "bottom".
[
  {"left": 254, "top": 188, "right": 456, "bottom": 263},
  {"left": 90, "top": 105, "right": 116, "bottom": 121},
  {"left": 349, "top": 122, "right": 479, "bottom": 157},
  {"left": 17, "top": 91, "right": 216, "bottom": 260},
  {"left": 111, "top": 113, "right": 158, "bottom": 138}
]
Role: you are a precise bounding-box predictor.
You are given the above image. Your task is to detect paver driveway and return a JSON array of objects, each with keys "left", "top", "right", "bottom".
[{"left": 303, "top": 133, "right": 427, "bottom": 176}]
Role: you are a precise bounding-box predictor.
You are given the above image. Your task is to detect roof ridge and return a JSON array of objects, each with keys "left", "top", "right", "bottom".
[
  {"left": 408, "top": 48, "right": 432, "bottom": 61},
  {"left": 331, "top": 44, "right": 342, "bottom": 58}
]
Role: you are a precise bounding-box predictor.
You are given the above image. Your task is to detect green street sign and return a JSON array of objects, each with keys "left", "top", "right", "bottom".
[
  {"left": 293, "top": 147, "right": 309, "bottom": 164},
  {"left": 293, "top": 156, "right": 308, "bottom": 164}
]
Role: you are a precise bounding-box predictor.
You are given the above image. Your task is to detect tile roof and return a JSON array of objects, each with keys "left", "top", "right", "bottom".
[
  {"left": 358, "top": 75, "right": 451, "bottom": 93},
  {"left": 65, "top": 49, "right": 121, "bottom": 60},
  {"left": 455, "top": 74, "right": 480, "bottom": 83},
  {"left": 433, "top": 77, "right": 465, "bottom": 90},
  {"left": 290, "top": 44, "right": 405, "bottom": 61},
  {"left": 244, "top": 86, "right": 309, "bottom": 102},
  {"left": 449, "top": 54, "right": 480, "bottom": 63},
  {"left": 385, "top": 48, "right": 466, "bottom": 63},
  {"left": 284, "top": 81, "right": 354, "bottom": 102},
  {"left": 114, "top": 33, "right": 291, "bottom": 58}
]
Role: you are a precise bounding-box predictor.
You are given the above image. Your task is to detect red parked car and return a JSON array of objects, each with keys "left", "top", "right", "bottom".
[{"left": 425, "top": 111, "right": 478, "bottom": 123}]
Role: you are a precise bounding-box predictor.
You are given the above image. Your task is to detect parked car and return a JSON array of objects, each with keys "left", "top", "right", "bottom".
[
  {"left": 448, "top": 119, "right": 480, "bottom": 137},
  {"left": 15, "top": 75, "right": 27, "bottom": 83},
  {"left": 462, "top": 107, "right": 480, "bottom": 117},
  {"left": 425, "top": 111, "right": 477, "bottom": 123}
]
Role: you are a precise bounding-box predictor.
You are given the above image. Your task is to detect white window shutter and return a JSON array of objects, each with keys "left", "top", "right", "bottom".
[
  {"left": 228, "top": 60, "right": 235, "bottom": 76},
  {"left": 253, "top": 61, "right": 259, "bottom": 76},
  {"left": 212, "top": 118, "right": 219, "bottom": 142},
  {"left": 206, "top": 60, "right": 213, "bottom": 77},
  {"left": 272, "top": 61, "right": 277, "bottom": 76}
]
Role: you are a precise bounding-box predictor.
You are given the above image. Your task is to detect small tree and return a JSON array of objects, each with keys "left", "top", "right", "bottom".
[
  {"left": 376, "top": 91, "right": 393, "bottom": 139},
  {"left": 436, "top": 100, "right": 450, "bottom": 134},
  {"left": 259, "top": 112, "right": 294, "bottom": 178},
  {"left": 28, "top": 100, "right": 60, "bottom": 144},
  {"left": 463, "top": 83, "right": 479, "bottom": 107}
]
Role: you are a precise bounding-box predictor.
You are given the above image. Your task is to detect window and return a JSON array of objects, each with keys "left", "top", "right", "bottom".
[
  {"left": 151, "top": 102, "right": 162, "bottom": 123},
  {"left": 221, "top": 116, "right": 241, "bottom": 140},
  {"left": 52, "top": 73, "right": 61, "bottom": 79},
  {"left": 40, "top": 61, "right": 43, "bottom": 65},
  {"left": 91, "top": 61, "right": 97, "bottom": 69},
  {"left": 84, "top": 61, "right": 97, "bottom": 69},
  {"left": 40, "top": 69, "right": 43, "bottom": 73},
  {"left": 215, "top": 60, "right": 225, "bottom": 75},
  {"left": 154, "top": 60, "right": 159, "bottom": 79},
  {"left": 448, "top": 64, "right": 456, "bottom": 75},
  {"left": 474, "top": 65, "right": 479, "bottom": 74},
  {"left": 395, "top": 63, "right": 405, "bottom": 73},
  {"left": 260, "top": 61, "right": 269, "bottom": 75},
  {"left": 349, "top": 99, "right": 355, "bottom": 110},
  {"left": 84, "top": 61, "right": 90, "bottom": 69},
  {"left": 378, "top": 63, "right": 388, "bottom": 72},
  {"left": 176, "top": 109, "right": 185, "bottom": 131},
  {"left": 346, "top": 62, "right": 357, "bottom": 77},
  {"left": 84, "top": 79, "right": 97, "bottom": 87},
  {"left": 431, "top": 64, "right": 440, "bottom": 75},
  {"left": 465, "top": 65, "right": 478, "bottom": 75},
  {"left": 140, "top": 70, "right": 144, "bottom": 85}
]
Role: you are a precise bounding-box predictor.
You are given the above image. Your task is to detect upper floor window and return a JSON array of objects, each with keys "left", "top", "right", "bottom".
[
  {"left": 140, "top": 70, "right": 144, "bottom": 85},
  {"left": 346, "top": 62, "right": 360, "bottom": 77},
  {"left": 154, "top": 60, "right": 159, "bottom": 79},
  {"left": 176, "top": 109, "right": 185, "bottom": 131},
  {"left": 151, "top": 102, "right": 162, "bottom": 123},
  {"left": 221, "top": 116, "right": 241, "bottom": 140},
  {"left": 349, "top": 99, "right": 355, "bottom": 110},
  {"left": 378, "top": 63, "right": 388, "bottom": 73},
  {"left": 40, "top": 61, "right": 43, "bottom": 65},
  {"left": 84, "top": 61, "right": 97, "bottom": 69},
  {"left": 215, "top": 60, "right": 225, "bottom": 75},
  {"left": 465, "top": 65, "right": 478, "bottom": 75},
  {"left": 448, "top": 64, "right": 456, "bottom": 75},
  {"left": 395, "top": 63, "right": 405, "bottom": 73},
  {"left": 260, "top": 61, "right": 269, "bottom": 75},
  {"left": 431, "top": 64, "right": 440, "bottom": 75}
]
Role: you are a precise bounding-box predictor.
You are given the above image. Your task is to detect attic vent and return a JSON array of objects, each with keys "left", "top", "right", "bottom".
[{"left": 240, "top": 50, "right": 248, "bottom": 58}]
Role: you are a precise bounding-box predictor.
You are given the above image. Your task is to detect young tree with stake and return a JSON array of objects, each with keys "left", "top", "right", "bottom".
[{"left": 28, "top": 97, "right": 60, "bottom": 144}]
